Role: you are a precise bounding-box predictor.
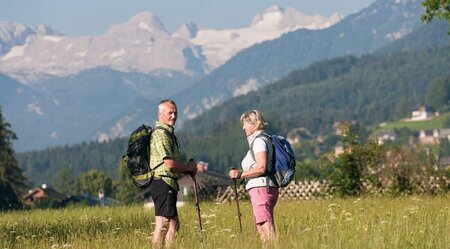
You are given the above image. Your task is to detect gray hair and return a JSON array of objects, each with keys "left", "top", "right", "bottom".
[{"left": 158, "top": 99, "right": 177, "bottom": 113}]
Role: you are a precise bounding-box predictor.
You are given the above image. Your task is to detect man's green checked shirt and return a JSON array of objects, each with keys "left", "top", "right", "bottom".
[{"left": 149, "top": 121, "right": 182, "bottom": 190}]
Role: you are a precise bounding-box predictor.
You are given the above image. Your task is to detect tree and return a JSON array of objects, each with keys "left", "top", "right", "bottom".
[
  {"left": 53, "top": 165, "right": 76, "bottom": 195},
  {"left": 322, "top": 123, "right": 384, "bottom": 196},
  {"left": 422, "top": 0, "right": 450, "bottom": 30},
  {"left": 76, "top": 168, "right": 112, "bottom": 197},
  {"left": 439, "top": 138, "right": 450, "bottom": 157},
  {"left": 0, "top": 106, "right": 26, "bottom": 210},
  {"left": 426, "top": 76, "right": 450, "bottom": 111},
  {"left": 323, "top": 123, "right": 364, "bottom": 196},
  {"left": 112, "top": 159, "right": 139, "bottom": 204}
]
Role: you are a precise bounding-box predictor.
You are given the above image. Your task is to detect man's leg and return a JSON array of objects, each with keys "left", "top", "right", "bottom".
[
  {"left": 152, "top": 216, "right": 169, "bottom": 248},
  {"left": 165, "top": 216, "right": 180, "bottom": 246},
  {"left": 150, "top": 179, "right": 179, "bottom": 247}
]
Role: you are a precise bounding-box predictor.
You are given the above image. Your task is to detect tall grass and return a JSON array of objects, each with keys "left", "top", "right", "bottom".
[{"left": 1, "top": 195, "right": 448, "bottom": 248}]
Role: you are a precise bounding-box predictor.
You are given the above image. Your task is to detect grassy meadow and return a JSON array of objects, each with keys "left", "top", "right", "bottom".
[
  {"left": 372, "top": 112, "right": 450, "bottom": 134},
  {"left": 1, "top": 195, "right": 449, "bottom": 249}
]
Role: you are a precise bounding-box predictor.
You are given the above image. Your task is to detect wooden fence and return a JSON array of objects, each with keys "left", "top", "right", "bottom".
[
  {"left": 213, "top": 176, "right": 449, "bottom": 203},
  {"left": 215, "top": 180, "right": 332, "bottom": 203}
]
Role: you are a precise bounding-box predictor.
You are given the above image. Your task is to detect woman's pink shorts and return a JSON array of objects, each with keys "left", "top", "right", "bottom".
[{"left": 248, "top": 187, "right": 279, "bottom": 224}]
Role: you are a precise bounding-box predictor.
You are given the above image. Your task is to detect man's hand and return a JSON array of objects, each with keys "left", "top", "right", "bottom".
[{"left": 187, "top": 160, "right": 197, "bottom": 176}]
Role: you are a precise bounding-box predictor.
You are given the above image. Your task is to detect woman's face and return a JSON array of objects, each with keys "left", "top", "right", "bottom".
[{"left": 243, "top": 121, "right": 257, "bottom": 137}]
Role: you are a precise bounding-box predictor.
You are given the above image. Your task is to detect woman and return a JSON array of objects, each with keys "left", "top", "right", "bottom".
[{"left": 229, "top": 110, "right": 279, "bottom": 243}]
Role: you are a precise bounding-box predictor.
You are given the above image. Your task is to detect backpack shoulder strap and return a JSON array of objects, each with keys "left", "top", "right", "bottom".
[
  {"left": 148, "top": 126, "right": 178, "bottom": 177},
  {"left": 152, "top": 126, "right": 179, "bottom": 150},
  {"left": 251, "top": 132, "right": 271, "bottom": 149},
  {"left": 255, "top": 133, "right": 278, "bottom": 190},
  {"left": 252, "top": 133, "right": 275, "bottom": 171},
  {"left": 254, "top": 133, "right": 274, "bottom": 154}
]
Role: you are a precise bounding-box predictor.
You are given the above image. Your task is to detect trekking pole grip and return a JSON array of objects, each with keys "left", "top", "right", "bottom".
[
  {"left": 189, "top": 158, "right": 195, "bottom": 177},
  {"left": 230, "top": 167, "right": 239, "bottom": 197},
  {"left": 230, "top": 167, "right": 236, "bottom": 181},
  {"left": 230, "top": 167, "right": 242, "bottom": 180}
]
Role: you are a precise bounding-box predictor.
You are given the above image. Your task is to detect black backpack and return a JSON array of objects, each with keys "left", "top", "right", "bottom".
[{"left": 122, "top": 124, "right": 175, "bottom": 189}]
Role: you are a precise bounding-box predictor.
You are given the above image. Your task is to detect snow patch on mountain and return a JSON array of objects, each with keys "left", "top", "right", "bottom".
[
  {"left": 94, "top": 112, "right": 139, "bottom": 143},
  {"left": 2, "top": 44, "right": 27, "bottom": 60},
  {"left": 109, "top": 48, "right": 126, "bottom": 59},
  {"left": 0, "top": 21, "right": 59, "bottom": 55},
  {"left": 233, "top": 78, "right": 260, "bottom": 97},
  {"left": 42, "top": 36, "right": 64, "bottom": 42},
  {"left": 50, "top": 131, "right": 58, "bottom": 140},
  {"left": 27, "top": 102, "right": 44, "bottom": 116},
  {"left": 385, "top": 27, "right": 411, "bottom": 40},
  {"left": 202, "top": 95, "right": 224, "bottom": 110},
  {"left": 138, "top": 22, "right": 154, "bottom": 32}
]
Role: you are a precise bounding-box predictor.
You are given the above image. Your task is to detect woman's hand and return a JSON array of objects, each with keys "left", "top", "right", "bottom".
[{"left": 228, "top": 169, "right": 241, "bottom": 179}]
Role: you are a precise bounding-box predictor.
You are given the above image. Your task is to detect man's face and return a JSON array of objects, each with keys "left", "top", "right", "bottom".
[{"left": 158, "top": 102, "right": 177, "bottom": 126}]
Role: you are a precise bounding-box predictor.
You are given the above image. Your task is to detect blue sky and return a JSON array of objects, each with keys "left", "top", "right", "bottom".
[{"left": 0, "top": 0, "right": 376, "bottom": 36}]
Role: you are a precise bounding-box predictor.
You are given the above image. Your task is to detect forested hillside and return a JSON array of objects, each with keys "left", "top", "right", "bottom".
[
  {"left": 180, "top": 46, "right": 450, "bottom": 171},
  {"left": 18, "top": 139, "right": 127, "bottom": 185}
]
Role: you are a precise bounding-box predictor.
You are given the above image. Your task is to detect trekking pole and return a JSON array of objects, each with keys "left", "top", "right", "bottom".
[
  {"left": 190, "top": 159, "right": 203, "bottom": 242},
  {"left": 231, "top": 167, "right": 243, "bottom": 233}
]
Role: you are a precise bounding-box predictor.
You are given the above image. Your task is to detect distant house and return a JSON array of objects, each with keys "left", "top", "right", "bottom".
[
  {"left": 418, "top": 129, "right": 440, "bottom": 145},
  {"left": 23, "top": 184, "right": 118, "bottom": 207},
  {"left": 23, "top": 184, "right": 68, "bottom": 206},
  {"left": 415, "top": 129, "right": 450, "bottom": 145},
  {"left": 376, "top": 131, "right": 396, "bottom": 145},
  {"left": 286, "top": 127, "right": 313, "bottom": 144},
  {"left": 439, "top": 128, "right": 450, "bottom": 141},
  {"left": 410, "top": 106, "right": 435, "bottom": 121},
  {"left": 59, "top": 194, "right": 119, "bottom": 207}
]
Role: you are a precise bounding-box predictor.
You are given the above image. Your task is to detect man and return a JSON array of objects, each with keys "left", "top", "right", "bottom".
[{"left": 149, "top": 99, "right": 198, "bottom": 248}]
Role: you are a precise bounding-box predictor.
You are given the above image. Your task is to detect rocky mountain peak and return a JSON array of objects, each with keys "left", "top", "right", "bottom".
[
  {"left": 251, "top": 5, "right": 285, "bottom": 27},
  {"left": 265, "top": 5, "right": 284, "bottom": 13},
  {"left": 34, "top": 24, "right": 60, "bottom": 36},
  {"left": 173, "top": 22, "right": 199, "bottom": 39},
  {"left": 129, "top": 11, "right": 165, "bottom": 29},
  {"left": 107, "top": 11, "right": 168, "bottom": 36}
]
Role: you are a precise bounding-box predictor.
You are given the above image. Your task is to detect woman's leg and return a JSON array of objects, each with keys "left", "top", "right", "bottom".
[
  {"left": 249, "top": 187, "right": 279, "bottom": 242},
  {"left": 256, "top": 220, "right": 276, "bottom": 242}
]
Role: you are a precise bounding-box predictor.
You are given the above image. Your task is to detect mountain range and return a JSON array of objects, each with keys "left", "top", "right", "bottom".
[
  {"left": 0, "top": 5, "right": 341, "bottom": 152},
  {"left": 99, "top": 0, "right": 433, "bottom": 142},
  {"left": 0, "top": 12, "right": 208, "bottom": 84},
  {"left": 0, "top": 0, "right": 447, "bottom": 152},
  {"left": 0, "top": 6, "right": 339, "bottom": 84}
]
